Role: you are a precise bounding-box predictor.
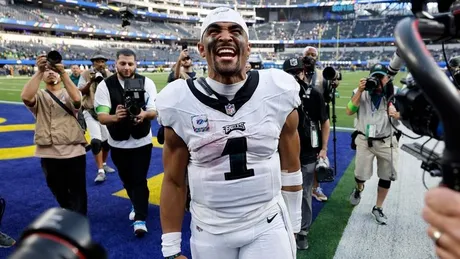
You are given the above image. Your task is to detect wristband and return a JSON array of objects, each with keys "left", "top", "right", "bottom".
[
  {"left": 281, "top": 169, "right": 302, "bottom": 186},
  {"left": 347, "top": 101, "right": 359, "bottom": 113},
  {"left": 165, "top": 253, "right": 181, "bottom": 259},
  {"left": 161, "top": 232, "right": 181, "bottom": 257}
]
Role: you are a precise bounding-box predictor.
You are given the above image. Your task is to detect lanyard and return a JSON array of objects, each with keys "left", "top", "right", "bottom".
[{"left": 371, "top": 96, "right": 382, "bottom": 115}]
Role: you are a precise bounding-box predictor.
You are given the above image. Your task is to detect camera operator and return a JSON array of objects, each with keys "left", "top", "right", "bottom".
[
  {"left": 94, "top": 48, "right": 158, "bottom": 237},
  {"left": 167, "top": 49, "right": 196, "bottom": 83},
  {"left": 283, "top": 57, "right": 330, "bottom": 250},
  {"left": 346, "top": 64, "right": 401, "bottom": 225},
  {"left": 21, "top": 54, "right": 88, "bottom": 216},
  {"left": 423, "top": 186, "right": 460, "bottom": 259},
  {"left": 78, "top": 53, "right": 115, "bottom": 183},
  {"left": 302, "top": 46, "right": 337, "bottom": 202}
]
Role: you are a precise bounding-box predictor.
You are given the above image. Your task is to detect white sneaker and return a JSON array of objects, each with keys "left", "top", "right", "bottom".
[
  {"left": 129, "top": 206, "right": 135, "bottom": 221},
  {"left": 94, "top": 172, "right": 106, "bottom": 183},
  {"left": 103, "top": 164, "right": 115, "bottom": 173},
  {"left": 133, "top": 221, "right": 147, "bottom": 237}
]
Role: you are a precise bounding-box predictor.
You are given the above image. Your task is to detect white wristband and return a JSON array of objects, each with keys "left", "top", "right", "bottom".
[
  {"left": 281, "top": 169, "right": 303, "bottom": 186},
  {"left": 282, "top": 190, "right": 303, "bottom": 233},
  {"left": 161, "top": 232, "right": 182, "bottom": 257}
]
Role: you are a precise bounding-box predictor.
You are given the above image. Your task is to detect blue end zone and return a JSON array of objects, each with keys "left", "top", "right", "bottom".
[{"left": 0, "top": 103, "right": 354, "bottom": 259}]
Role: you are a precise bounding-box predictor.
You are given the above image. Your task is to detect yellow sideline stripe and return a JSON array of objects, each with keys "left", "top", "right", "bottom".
[
  {"left": 112, "top": 172, "right": 164, "bottom": 206},
  {"left": 0, "top": 122, "right": 163, "bottom": 160}
]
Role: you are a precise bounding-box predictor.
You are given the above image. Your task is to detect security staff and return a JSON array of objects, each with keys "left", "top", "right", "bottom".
[
  {"left": 94, "top": 49, "right": 158, "bottom": 237},
  {"left": 78, "top": 52, "right": 115, "bottom": 183},
  {"left": 283, "top": 57, "right": 330, "bottom": 250},
  {"left": 346, "top": 64, "right": 401, "bottom": 225}
]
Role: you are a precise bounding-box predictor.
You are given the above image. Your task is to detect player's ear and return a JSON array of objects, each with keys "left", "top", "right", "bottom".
[
  {"left": 197, "top": 42, "right": 206, "bottom": 58},
  {"left": 247, "top": 41, "right": 251, "bottom": 55}
]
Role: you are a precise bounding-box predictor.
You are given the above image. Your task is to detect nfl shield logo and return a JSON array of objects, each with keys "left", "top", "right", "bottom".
[
  {"left": 225, "top": 103, "right": 236, "bottom": 116},
  {"left": 290, "top": 58, "right": 298, "bottom": 67}
]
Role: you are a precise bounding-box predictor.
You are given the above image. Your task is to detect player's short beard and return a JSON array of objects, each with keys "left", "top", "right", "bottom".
[
  {"left": 117, "top": 70, "right": 134, "bottom": 79},
  {"left": 207, "top": 36, "right": 246, "bottom": 77}
]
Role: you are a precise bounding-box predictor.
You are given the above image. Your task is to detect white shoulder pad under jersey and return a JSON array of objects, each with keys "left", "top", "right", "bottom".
[{"left": 157, "top": 70, "right": 300, "bottom": 234}]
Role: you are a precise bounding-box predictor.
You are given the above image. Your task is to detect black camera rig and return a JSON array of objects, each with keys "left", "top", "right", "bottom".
[{"left": 394, "top": 0, "right": 460, "bottom": 191}]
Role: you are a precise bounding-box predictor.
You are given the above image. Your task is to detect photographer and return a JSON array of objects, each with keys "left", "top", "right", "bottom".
[
  {"left": 346, "top": 64, "right": 400, "bottom": 225},
  {"left": 302, "top": 46, "right": 337, "bottom": 202},
  {"left": 94, "top": 48, "right": 157, "bottom": 237},
  {"left": 78, "top": 52, "right": 115, "bottom": 183},
  {"left": 167, "top": 49, "right": 196, "bottom": 83},
  {"left": 21, "top": 54, "right": 88, "bottom": 216},
  {"left": 283, "top": 57, "right": 330, "bottom": 250}
]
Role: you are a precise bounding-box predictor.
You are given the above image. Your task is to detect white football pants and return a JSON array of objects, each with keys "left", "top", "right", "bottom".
[
  {"left": 83, "top": 110, "right": 109, "bottom": 141},
  {"left": 190, "top": 205, "right": 294, "bottom": 259}
]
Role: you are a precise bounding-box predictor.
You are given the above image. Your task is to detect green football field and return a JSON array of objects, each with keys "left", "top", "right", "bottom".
[{"left": 0, "top": 71, "right": 406, "bottom": 128}]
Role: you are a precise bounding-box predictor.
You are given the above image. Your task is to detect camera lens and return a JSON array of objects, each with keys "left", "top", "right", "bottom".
[
  {"left": 365, "top": 77, "right": 379, "bottom": 90},
  {"left": 47, "top": 51, "right": 62, "bottom": 65}
]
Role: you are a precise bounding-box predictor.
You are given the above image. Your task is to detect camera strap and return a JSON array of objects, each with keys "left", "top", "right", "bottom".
[{"left": 45, "top": 89, "right": 85, "bottom": 133}]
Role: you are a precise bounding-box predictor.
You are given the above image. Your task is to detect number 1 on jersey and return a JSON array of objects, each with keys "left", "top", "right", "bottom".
[{"left": 221, "top": 137, "right": 255, "bottom": 180}]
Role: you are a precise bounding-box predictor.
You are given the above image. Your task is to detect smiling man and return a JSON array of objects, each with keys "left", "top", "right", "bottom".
[{"left": 157, "top": 7, "right": 303, "bottom": 259}]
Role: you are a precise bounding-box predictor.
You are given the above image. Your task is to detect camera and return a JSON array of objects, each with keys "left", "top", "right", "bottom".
[
  {"left": 365, "top": 77, "right": 380, "bottom": 91},
  {"left": 124, "top": 78, "right": 146, "bottom": 118},
  {"left": 322, "top": 66, "right": 342, "bottom": 81},
  {"left": 91, "top": 69, "right": 105, "bottom": 84},
  {"left": 8, "top": 208, "right": 106, "bottom": 259},
  {"left": 394, "top": 74, "right": 443, "bottom": 140},
  {"left": 47, "top": 51, "right": 62, "bottom": 67}
]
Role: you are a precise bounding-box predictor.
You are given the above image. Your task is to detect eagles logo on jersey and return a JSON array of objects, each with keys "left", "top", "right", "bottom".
[{"left": 156, "top": 69, "right": 301, "bottom": 234}]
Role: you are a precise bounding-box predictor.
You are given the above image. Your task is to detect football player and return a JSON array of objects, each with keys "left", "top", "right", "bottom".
[{"left": 157, "top": 7, "right": 303, "bottom": 259}]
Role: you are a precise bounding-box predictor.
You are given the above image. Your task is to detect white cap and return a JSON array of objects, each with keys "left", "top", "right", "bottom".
[
  {"left": 303, "top": 46, "right": 318, "bottom": 56},
  {"left": 200, "top": 7, "right": 249, "bottom": 41}
]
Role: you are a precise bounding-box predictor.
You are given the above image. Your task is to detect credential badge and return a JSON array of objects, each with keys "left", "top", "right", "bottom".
[{"left": 191, "top": 115, "right": 209, "bottom": 133}]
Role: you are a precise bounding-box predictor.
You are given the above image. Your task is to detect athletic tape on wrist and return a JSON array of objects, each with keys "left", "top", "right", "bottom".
[
  {"left": 282, "top": 190, "right": 303, "bottom": 233},
  {"left": 348, "top": 101, "right": 359, "bottom": 113},
  {"left": 281, "top": 169, "right": 303, "bottom": 186},
  {"left": 161, "top": 232, "right": 182, "bottom": 257}
]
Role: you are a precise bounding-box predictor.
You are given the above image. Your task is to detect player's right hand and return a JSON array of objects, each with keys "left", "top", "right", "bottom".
[
  {"left": 36, "top": 54, "right": 47, "bottom": 72},
  {"left": 358, "top": 78, "right": 367, "bottom": 92},
  {"left": 115, "top": 105, "right": 127, "bottom": 121}
]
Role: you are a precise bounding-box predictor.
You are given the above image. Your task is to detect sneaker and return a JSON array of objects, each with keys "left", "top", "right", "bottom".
[
  {"left": 94, "top": 172, "right": 106, "bottom": 183},
  {"left": 312, "top": 187, "right": 328, "bottom": 202},
  {"left": 296, "top": 230, "right": 309, "bottom": 250},
  {"left": 129, "top": 206, "right": 135, "bottom": 221},
  {"left": 103, "top": 164, "right": 115, "bottom": 173},
  {"left": 372, "top": 206, "right": 388, "bottom": 225},
  {"left": 133, "top": 221, "right": 147, "bottom": 237},
  {"left": 0, "top": 232, "right": 15, "bottom": 248},
  {"left": 349, "top": 187, "right": 363, "bottom": 206}
]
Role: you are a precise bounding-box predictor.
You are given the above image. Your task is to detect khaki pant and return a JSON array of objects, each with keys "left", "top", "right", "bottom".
[{"left": 355, "top": 135, "right": 398, "bottom": 181}]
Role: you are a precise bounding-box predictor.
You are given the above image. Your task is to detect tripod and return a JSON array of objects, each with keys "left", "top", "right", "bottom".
[{"left": 330, "top": 87, "right": 337, "bottom": 176}]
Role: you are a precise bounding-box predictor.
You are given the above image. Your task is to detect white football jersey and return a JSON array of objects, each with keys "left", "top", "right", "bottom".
[{"left": 156, "top": 69, "right": 301, "bottom": 234}]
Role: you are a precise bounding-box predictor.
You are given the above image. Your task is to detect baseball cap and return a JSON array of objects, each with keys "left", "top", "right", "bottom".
[
  {"left": 449, "top": 56, "right": 460, "bottom": 67},
  {"left": 369, "top": 63, "right": 388, "bottom": 77},
  {"left": 200, "top": 7, "right": 249, "bottom": 40},
  {"left": 283, "top": 57, "right": 303, "bottom": 74}
]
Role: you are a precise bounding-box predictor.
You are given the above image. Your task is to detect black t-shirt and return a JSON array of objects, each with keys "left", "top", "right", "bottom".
[{"left": 297, "top": 84, "right": 329, "bottom": 164}]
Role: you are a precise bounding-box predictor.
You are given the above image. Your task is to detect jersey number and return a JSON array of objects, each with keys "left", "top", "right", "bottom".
[{"left": 222, "top": 137, "right": 255, "bottom": 181}]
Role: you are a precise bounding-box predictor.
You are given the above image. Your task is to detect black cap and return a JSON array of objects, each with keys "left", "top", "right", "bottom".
[
  {"left": 449, "top": 56, "right": 460, "bottom": 67},
  {"left": 283, "top": 58, "right": 303, "bottom": 73}
]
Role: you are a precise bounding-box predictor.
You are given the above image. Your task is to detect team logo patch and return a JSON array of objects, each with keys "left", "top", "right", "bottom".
[
  {"left": 223, "top": 122, "right": 246, "bottom": 135},
  {"left": 225, "top": 103, "right": 236, "bottom": 116},
  {"left": 191, "top": 115, "right": 209, "bottom": 133},
  {"left": 290, "top": 58, "right": 298, "bottom": 67}
]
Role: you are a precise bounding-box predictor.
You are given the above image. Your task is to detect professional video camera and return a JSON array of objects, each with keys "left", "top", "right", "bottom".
[
  {"left": 8, "top": 208, "right": 106, "bottom": 259},
  {"left": 124, "top": 78, "right": 146, "bottom": 119},
  {"left": 393, "top": 0, "right": 460, "bottom": 191}
]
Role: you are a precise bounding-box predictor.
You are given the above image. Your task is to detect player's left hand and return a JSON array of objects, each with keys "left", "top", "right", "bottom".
[
  {"left": 318, "top": 149, "right": 327, "bottom": 159},
  {"left": 134, "top": 110, "right": 146, "bottom": 125}
]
